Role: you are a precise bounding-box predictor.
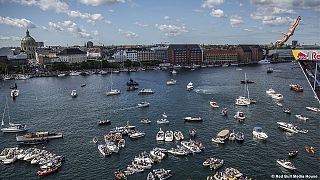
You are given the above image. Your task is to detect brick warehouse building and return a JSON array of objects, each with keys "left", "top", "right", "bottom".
[
  {"left": 204, "top": 49, "right": 238, "bottom": 65},
  {"left": 167, "top": 44, "right": 202, "bottom": 65}
]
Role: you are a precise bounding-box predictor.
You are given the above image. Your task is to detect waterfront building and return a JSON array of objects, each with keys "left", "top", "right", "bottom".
[
  {"left": 111, "top": 50, "right": 127, "bottom": 62},
  {"left": 0, "top": 47, "right": 28, "bottom": 66},
  {"left": 35, "top": 48, "right": 61, "bottom": 65},
  {"left": 137, "top": 50, "right": 155, "bottom": 62},
  {"left": 269, "top": 49, "right": 295, "bottom": 63},
  {"left": 151, "top": 46, "right": 168, "bottom": 62},
  {"left": 168, "top": 44, "right": 202, "bottom": 65},
  {"left": 204, "top": 49, "right": 238, "bottom": 65},
  {"left": 126, "top": 50, "right": 137, "bottom": 61},
  {"left": 56, "top": 48, "right": 87, "bottom": 63},
  {"left": 237, "top": 45, "right": 263, "bottom": 64},
  {"left": 87, "top": 48, "right": 102, "bottom": 61}
]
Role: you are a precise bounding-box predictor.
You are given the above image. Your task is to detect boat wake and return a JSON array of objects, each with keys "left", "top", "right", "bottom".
[{"left": 112, "top": 106, "right": 138, "bottom": 112}]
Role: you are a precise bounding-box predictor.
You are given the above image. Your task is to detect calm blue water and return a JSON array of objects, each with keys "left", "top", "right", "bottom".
[{"left": 0, "top": 63, "right": 319, "bottom": 179}]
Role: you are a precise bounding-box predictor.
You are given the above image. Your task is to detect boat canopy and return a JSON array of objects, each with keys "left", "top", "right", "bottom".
[
  {"left": 217, "top": 130, "right": 230, "bottom": 137},
  {"left": 36, "top": 132, "right": 49, "bottom": 136}
]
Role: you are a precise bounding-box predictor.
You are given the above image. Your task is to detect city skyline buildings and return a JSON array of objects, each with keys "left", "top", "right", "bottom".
[{"left": 0, "top": 0, "right": 319, "bottom": 47}]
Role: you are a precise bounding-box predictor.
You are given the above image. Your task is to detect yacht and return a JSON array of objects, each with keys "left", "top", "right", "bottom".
[
  {"left": 137, "top": 101, "right": 150, "bottom": 108},
  {"left": 16, "top": 132, "right": 63, "bottom": 142},
  {"left": 69, "top": 71, "right": 81, "bottom": 76},
  {"left": 209, "top": 100, "right": 219, "bottom": 108},
  {"left": 166, "top": 79, "right": 177, "bottom": 85},
  {"left": 156, "top": 128, "right": 165, "bottom": 141},
  {"left": 106, "top": 72, "right": 121, "bottom": 96},
  {"left": 306, "top": 106, "right": 320, "bottom": 112},
  {"left": 71, "top": 90, "right": 77, "bottom": 98},
  {"left": 295, "top": 114, "right": 309, "bottom": 121},
  {"left": 184, "top": 116, "right": 203, "bottom": 122},
  {"left": 276, "top": 159, "right": 296, "bottom": 170},
  {"left": 186, "top": 82, "right": 193, "bottom": 90},
  {"left": 1, "top": 98, "right": 27, "bottom": 133},
  {"left": 98, "top": 144, "right": 112, "bottom": 157},
  {"left": 138, "top": 89, "right": 154, "bottom": 95},
  {"left": 234, "top": 111, "right": 245, "bottom": 122},
  {"left": 171, "top": 69, "right": 177, "bottom": 74},
  {"left": 164, "top": 131, "right": 174, "bottom": 142},
  {"left": 252, "top": 127, "right": 268, "bottom": 140},
  {"left": 277, "top": 122, "right": 308, "bottom": 134},
  {"left": 235, "top": 96, "right": 250, "bottom": 106}
]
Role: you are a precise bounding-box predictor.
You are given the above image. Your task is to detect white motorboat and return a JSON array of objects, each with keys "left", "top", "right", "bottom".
[
  {"left": 156, "top": 128, "right": 164, "bottom": 141},
  {"left": 157, "top": 118, "right": 169, "bottom": 124},
  {"left": 271, "top": 93, "right": 284, "bottom": 101},
  {"left": 229, "top": 130, "right": 235, "bottom": 141},
  {"left": 184, "top": 116, "right": 203, "bottom": 122},
  {"left": 164, "top": 131, "right": 174, "bottom": 142},
  {"left": 98, "top": 144, "right": 112, "bottom": 157},
  {"left": 252, "top": 127, "right": 268, "bottom": 140},
  {"left": 306, "top": 106, "right": 320, "bottom": 112},
  {"left": 173, "top": 130, "right": 184, "bottom": 141},
  {"left": 140, "top": 118, "right": 151, "bottom": 124},
  {"left": 106, "top": 72, "right": 121, "bottom": 96},
  {"left": 186, "top": 82, "right": 193, "bottom": 90},
  {"left": 221, "top": 108, "right": 227, "bottom": 116},
  {"left": 234, "top": 111, "right": 245, "bottom": 122},
  {"left": 106, "top": 142, "right": 119, "bottom": 153},
  {"left": 277, "top": 122, "right": 308, "bottom": 134},
  {"left": 71, "top": 90, "right": 77, "bottom": 98},
  {"left": 166, "top": 79, "right": 177, "bottom": 85},
  {"left": 100, "top": 70, "right": 108, "bottom": 75},
  {"left": 295, "top": 114, "right": 309, "bottom": 120},
  {"left": 276, "top": 159, "right": 296, "bottom": 170},
  {"left": 129, "top": 131, "right": 145, "bottom": 139},
  {"left": 209, "top": 100, "right": 219, "bottom": 108},
  {"left": 167, "top": 148, "right": 188, "bottom": 156},
  {"left": 181, "top": 140, "right": 202, "bottom": 153},
  {"left": 57, "top": 73, "right": 66, "bottom": 77},
  {"left": 16, "top": 131, "right": 63, "bottom": 142},
  {"left": 162, "top": 112, "right": 167, "bottom": 119},
  {"left": 171, "top": 69, "right": 177, "bottom": 74},
  {"left": 137, "top": 101, "right": 150, "bottom": 108},
  {"left": 266, "top": 88, "right": 276, "bottom": 95},
  {"left": 283, "top": 108, "right": 291, "bottom": 114},
  {"left": 1, "top": 98, "right": 27, "bottom": 133},
  {"left": 211, "top": 137, "right": 225, "bottom": 144},
  {"left": 138, "top": 88, "right": 154, "bottom": 95},
  {"left": 118, "top": 139, "right": 125, "bottom": 148},
  {"left": 10, "top": 89, "right": 19, "bottom": 98}
]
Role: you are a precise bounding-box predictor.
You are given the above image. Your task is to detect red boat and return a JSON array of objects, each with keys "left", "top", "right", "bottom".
[{"left": 37, "top": 162, "right": 62, "bottom": 176}]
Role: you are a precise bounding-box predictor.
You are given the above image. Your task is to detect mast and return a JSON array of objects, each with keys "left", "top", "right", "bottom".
[
  {"left": 313, "top": 62, "right": 318, "bottom": 91},
  {"left": 1, "top": 100, "right": 5, "bottom": 126}
]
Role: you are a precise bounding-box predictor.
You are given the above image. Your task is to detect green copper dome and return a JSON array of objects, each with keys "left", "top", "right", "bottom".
[{"left": 21, "top": 30, "right": 36, "bottom": 46}]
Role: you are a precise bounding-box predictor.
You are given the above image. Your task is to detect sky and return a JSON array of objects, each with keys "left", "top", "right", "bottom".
[{"left": 0, "top": 0, "right": 319, "bottom": 47}]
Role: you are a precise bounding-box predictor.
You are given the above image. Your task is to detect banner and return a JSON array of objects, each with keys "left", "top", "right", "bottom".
[{"left": 292, "top": 50, "right": 320, "bottom": 60}]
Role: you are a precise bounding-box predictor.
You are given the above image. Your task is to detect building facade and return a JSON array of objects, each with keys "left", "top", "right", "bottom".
[
  {"left": 151, "top": 46, "right": 168, "bottom": 62},
  {"left": 237, "top": 45, "right": 263, "bottom": 64},
  {"left": 205, "top": 49, "right": 238, "bottom": 65},
  {"left": 137, "top": 50, "right": 155, "bottom": 62},
  {"left": 168, "top": 44, "right": 202, "bottom": 65},
  {"left": 0, "top": 47, "right": 28, "bottom": 66},
  {"left": 126, "top": 50, "right": 137, "bottom": 61},
  {"left": 56, "top": 48, "right": 87, "bottom": 63}
]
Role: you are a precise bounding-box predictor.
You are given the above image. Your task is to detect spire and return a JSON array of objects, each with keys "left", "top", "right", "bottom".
[{"left": 26, "top": 29, "right": 30, "bottom": 36}]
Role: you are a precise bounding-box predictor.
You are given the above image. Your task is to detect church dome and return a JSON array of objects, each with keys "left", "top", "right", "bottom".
[{"left": 21, "top": 30, "right": 36, "bottom": 47}]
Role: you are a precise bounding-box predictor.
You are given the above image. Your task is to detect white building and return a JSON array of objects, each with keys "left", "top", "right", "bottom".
[
  {"left": 126, "top": 50, "right": 137, "bottom": 61},
  {"left": 56, "top": 48, "right": 87, "bottom": 63},
  {"left": 111, "top": 50, "right": 127, "bottom": 62},
  {"left": 87, "top": 48, "right": 102, "bottom": 60}
]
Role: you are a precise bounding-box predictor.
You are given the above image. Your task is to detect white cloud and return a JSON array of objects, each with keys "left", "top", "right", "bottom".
[
  {"left": 0, "top": 35, "right": 20, "bottom": 41},
  {"left": 164, "top": 16, "right": 170, "bottom": 20},
  {"left": 118, "top": 29, "right": 138, "bottom": 38},
  {"left": 251, "top": 15, "right": 294, "bottom": 26},
  {"left": 104, "top": 20, "right": 112, "bottom": 24},
  {"left": 134, "top": 21, "right": 148, "bottom": 27},
  {"left": 78, "top": 0, "right": 125, "bottom": 6},
  {"left": 210, "top": 9, "right": 225, "bottom": 18},
  {"left": 48, "top": 22, "right": 63, "bottom": 31},
  {"left": 155, "top": 24, "right": 188, "bottom": 36},
  {"left": 0, "top": 16, "right": 36, "bottom": 28},
  {"left": 67, "top": 10, "right": 103, "bottom": 24},
  {"left": 93, "top": 30, "right": 99, "bottom": 36},
  {"left": 58, "top": 20, "right": 94, "bottom": 39},
  {"left": 13, "top": 0, "right": 69, "bottom": 13},
  {"left": 239, "top": 3, "right": 243, "bottom": 7},
  {"left": 108, "top": 9, "right": 114, "bottom": 13},
  {"left": 230, "top": 15, "right": 243, "bottom": 27},
  {"left": 251, "top": 0, "right": 320, "bottom": 12},
  {"left": 201, "top": 0, "right": 224, "bottom": 8}
]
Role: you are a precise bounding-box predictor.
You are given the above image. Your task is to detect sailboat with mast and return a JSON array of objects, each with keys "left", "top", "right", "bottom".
[
  {"left": 106, "top": 72, "right": 121, "bottom": 96},
  {"left": 1, "top": 97, "right": 27, "bottom": 133},
  {"left": 235, "top": 73, "right": 251, "bottom": 106}
]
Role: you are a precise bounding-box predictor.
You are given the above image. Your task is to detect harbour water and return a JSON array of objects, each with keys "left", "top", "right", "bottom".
[{"left": 0, "top": 63, "right": 319, "bottom": 179}]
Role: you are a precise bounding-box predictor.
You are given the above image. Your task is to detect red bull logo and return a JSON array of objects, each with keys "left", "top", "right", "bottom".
[{"left": 292, "top": 50, "right": 320, "bottom": 61}]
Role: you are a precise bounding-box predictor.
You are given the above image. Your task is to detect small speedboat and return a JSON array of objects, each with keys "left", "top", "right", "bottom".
[
  {"left": 156, "top": 128, "right": 164, "bottom": 141},
  {"left": 162, "top": 112, "right": 167, "bottom": 118},
  {"left": 166, "top": 79, "right": 177, "bottom": 85},
  {"left": 290, "top": 84, "right": 303, "bottom": 92},
  {"left": 167, "top": 148, "right": 188, "bottom": 156},
  {"left": 283, "top": 108, "right": 291, "bottom": 114},
  {"left": 157, "top": 118, "right": 169, "bottom": 124},
  {"left": 235, "top": 132, "right": 244, "bottom": 142},
  {"left": 71, "top": 90, "right": 77, "bottom": 98},
  {"left": 173, "top": 130, "right": 184, "bottom": 141},
  {"left": 114, "top": 170, "right": 127, "bottom": 180},
  {"left": 184, "top": 116, "right": 203, "bottom": 122},
  {"left": 137, "top": 101, "right": 150, "bottom": 108},
  {"left": 234, "top": 111, "right": 245, "bottom": 122},
  {"left": 209, "top": 100, "right": 219, "bottom": 108},
  {"left": 306, "top": 106, "right": 320, "bottom": 112},
  {"left": 271, "top": 93, "right": 284, "bottom": 101},
  {"left": 98, "top": 120, "right": 111, "bottom": 125},
  {"left": 118, "top": 139, "right": 125, "bottom": 148},
  {"left": 266, "top": 88, "right": 275, "bottom": 95},
  {"left": 221, "top": 108, "right": 227, "bottom": 116},
  {"left": 211, "top": 137, "right": 225, "bottom": 144},
  {"left": 81, "top": 84, "right": 86, "bottom": 87},
  {"left": 288, "top": 150, "right": 298, "bottom": 158},
  {"left": 138, "top": 88, "right": 154, "bottom": 95},
  {"left": 295, "top": 114, "right": 309, "bottom": 121},
  {"left": 164, "top": 131, "right": 174, "bottom": 142},
  {"left": 252, "top": 127, "right": 268, "bottom": 140},
  {"left": 186, "top": 82, "right": 193, "bottom": 90},
  {"left": 276, "top": 159, "right": 296, "bottom": 170},
  {"left": 129, "top": 131, "right": 145, "bottom": 139},
  {"left": 140, "top": 118, "right": 151, "bottom": 124}
]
